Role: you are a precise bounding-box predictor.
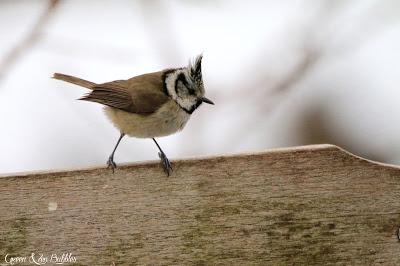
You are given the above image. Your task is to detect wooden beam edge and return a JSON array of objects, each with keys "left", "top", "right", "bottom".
[{"left": 1, "top": 144, "right": 399, "bottom": 179}]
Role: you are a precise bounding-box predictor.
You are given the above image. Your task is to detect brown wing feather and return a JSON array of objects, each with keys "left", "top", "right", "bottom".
[
  {"left": 79, "top": 74, "right": 169, "bottom": 114},
  {"left": 79, "top": 86, "right": 134, "bottom": 111}
]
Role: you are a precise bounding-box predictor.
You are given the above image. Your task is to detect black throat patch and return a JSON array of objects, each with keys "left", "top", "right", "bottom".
[{"left": 182, "top": 100, "right": 202, "bottom": 115}]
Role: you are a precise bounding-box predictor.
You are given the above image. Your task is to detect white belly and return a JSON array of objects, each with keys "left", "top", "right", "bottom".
[{"left": 104, "top": 100, "right": 191, "bottom": 138}]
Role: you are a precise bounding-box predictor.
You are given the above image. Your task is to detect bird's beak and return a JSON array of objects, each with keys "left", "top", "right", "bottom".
[{"left": 201, "top": 97, "right": 214, "bottom": 105}]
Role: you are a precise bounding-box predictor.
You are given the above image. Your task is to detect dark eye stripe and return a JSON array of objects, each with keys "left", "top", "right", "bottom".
[
  {"left": 174, "top": 73, "right": 184, "bottom": 94},
  {"left": 175, "top": 72, "right": 194, "bottom": 94}
]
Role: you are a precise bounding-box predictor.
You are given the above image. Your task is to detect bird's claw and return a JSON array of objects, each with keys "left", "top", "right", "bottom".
[
  {"left": 107, "top": 156, "right": 117, "bottom": 173},
  {"left": 158, "top": 152, "right": 172, "bottom": 176}
]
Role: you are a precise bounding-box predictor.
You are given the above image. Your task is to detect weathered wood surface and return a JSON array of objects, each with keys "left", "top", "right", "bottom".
[{"left": 1, "top": 144, "right": 400, "bottom": 265}]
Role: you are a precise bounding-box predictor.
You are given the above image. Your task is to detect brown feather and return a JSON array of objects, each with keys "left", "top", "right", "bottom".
[
  {"left": 79, "top": 71, "right": 170, "bottom": 114},
  {"left": 53, "top": 73, "right": 96, "bottom": 89}
]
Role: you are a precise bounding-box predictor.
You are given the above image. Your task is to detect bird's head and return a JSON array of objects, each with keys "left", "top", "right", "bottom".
[{"left": 164, "top": 54, "right": 214, "bottom": 114}]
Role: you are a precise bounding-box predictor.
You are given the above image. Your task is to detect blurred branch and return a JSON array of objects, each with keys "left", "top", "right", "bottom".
[
  {"left": 268, "top": 49, "right": 319, "bottom": 96},
  {"left": 220, "top": 1, "right": 346, "bottom": 149},
  {"left": 0, "top": 0, "right": 60, "bottom": 82},
  {"left": 223, "top": 47, "right": 321, "bottom": 149}
]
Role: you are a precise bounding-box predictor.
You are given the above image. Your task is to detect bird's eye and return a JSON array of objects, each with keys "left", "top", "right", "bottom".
[{"left": 187, "top": 88, "right": 195, "bottom": 95}]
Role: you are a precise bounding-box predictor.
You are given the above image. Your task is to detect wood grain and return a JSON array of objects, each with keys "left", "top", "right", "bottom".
[{"left": 1, "top": 145, "right": 400, "bottom": 265}]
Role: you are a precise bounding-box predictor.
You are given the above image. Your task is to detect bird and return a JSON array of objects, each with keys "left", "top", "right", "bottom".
[{"left": 53, "top": 54, "right": 214, "bottom": 176}]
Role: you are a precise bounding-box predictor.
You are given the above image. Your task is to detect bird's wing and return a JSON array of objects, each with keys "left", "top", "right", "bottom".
[{"left": 79, "top": 77, "right": 170, "bottom": 114}]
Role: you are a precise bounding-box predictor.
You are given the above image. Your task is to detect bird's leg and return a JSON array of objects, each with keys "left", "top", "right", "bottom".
[
  {"left": 107, "top": 133, "right": 125, "bottom": 173},
  {"left": 152, "top": 138, "right": 172, "bottom": 176}
]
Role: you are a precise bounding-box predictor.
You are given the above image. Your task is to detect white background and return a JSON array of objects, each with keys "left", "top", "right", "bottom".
[{"left": 1, "top": 0, "right": 400, "bottom": 174}]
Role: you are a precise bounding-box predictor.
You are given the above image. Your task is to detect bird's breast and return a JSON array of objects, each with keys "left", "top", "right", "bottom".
[{"left": 104, "top": 100, "right": 191, "bottom": 138}]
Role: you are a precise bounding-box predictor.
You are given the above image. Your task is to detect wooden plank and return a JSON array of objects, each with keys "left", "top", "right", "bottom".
[{"left": 0, "top": 144, "right": 400, "bottom": 265}]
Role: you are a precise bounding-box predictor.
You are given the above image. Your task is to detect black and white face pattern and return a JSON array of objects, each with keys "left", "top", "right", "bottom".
[{"left": 164, "top": 55, "right": 206, "bottom": 114}]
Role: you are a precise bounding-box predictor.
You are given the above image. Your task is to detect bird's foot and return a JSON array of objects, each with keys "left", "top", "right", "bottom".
[
  {"left": 107, "top": 156, "right": 117, "bottom": 173},
  {"left": 158, "top": 151, "right": 172, "bottom": 176}
]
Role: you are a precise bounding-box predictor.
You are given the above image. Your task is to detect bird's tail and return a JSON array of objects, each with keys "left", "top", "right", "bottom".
[{"left": 52, "top": 73, "right": 96, "bottom": 89}]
